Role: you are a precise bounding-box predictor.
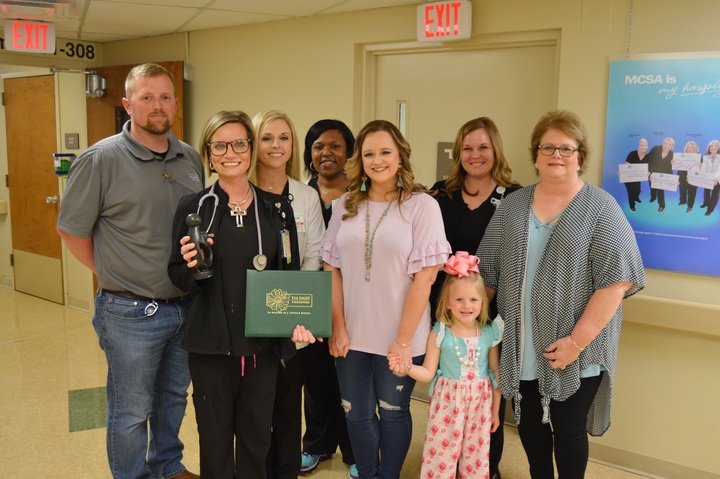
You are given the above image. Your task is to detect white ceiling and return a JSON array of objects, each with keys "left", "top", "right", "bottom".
[{"left": 0, "top": 0, "right": 424, "bottom": 43}]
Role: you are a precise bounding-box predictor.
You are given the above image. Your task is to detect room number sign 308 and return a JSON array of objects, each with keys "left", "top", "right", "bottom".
[{"left": 57, "top": 41, "right": 96, "bottom": 60}]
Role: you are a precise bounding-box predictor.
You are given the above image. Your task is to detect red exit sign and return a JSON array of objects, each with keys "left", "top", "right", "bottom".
[
  {"left": 4, "top": 19, "right": 56, "bottom": 54},
  {"left": 417, "top": 0, "right": 472, "bottom": 42}
]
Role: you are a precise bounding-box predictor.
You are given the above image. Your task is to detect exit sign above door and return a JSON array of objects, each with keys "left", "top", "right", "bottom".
[
  {"left": 4, "top": 19, "right": 56, "bottom": 54},
  {"left": 417, "top": 0, "right": 472, "bottom": 42}
]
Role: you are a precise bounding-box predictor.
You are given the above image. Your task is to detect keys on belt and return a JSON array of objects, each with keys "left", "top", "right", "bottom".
[{"left": 103, "top": 289, "right": 190, "bottom": 316}]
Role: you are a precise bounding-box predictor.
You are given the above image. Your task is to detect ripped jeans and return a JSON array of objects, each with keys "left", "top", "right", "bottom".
[{"left": 335, "top": 350, "right": 422, "bottom": 479}]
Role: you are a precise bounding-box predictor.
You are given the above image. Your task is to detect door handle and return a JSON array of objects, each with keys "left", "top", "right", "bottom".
[{"left": 45, "top": 195, "right": 59, "bottom": 204}]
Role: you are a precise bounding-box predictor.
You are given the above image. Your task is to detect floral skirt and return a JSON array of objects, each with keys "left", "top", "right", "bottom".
[{"left": 420, "top": 375, "right": 493, "bottom": 479}]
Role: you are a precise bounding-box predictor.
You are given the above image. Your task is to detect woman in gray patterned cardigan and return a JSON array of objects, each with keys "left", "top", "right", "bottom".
[{"left": 477, "top": 110, "right": 645, "bottom": 479}]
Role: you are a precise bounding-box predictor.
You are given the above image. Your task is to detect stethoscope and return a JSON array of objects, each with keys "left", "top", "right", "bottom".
[{"left": 195, "top": 182, "right": 268, "bottom": 270}]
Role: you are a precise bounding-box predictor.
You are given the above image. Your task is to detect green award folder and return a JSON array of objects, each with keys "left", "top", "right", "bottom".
[{"left": 245, "top": 270, "right": 332, "bottom": 337}]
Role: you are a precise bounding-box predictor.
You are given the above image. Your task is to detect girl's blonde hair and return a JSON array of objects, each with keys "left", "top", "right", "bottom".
[{"left": 435, "top": 273, "right": 490, "bottom": 327}]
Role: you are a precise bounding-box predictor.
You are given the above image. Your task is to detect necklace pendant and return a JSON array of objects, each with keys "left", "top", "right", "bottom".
[{"left": 230, "top": 207, "right": 247, "bottom": 228}]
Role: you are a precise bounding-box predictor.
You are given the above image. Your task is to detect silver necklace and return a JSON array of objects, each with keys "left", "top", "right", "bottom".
[
  {"left": 228, "top": 187, "right": 252, "bottom": 228},
  {"left": 364, "top": 200, "right": 393, "bottom": 281}
]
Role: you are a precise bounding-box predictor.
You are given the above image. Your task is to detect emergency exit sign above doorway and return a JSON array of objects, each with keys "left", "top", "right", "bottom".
[
  {"left": 417, "top": 0, "right": 472, "bottom": 42},
  {"left": 4, "top": 19, "right": 56, "bottom": 53}
]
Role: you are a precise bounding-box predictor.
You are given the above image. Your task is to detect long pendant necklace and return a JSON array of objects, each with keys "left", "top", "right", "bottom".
[
  {"left": 364, "top": 200, "right": 393, "bottom": 281},
  {"left": 228, "top": 187, "right": 252, "bottom": 228},
  {"left": 452, "top": 324, "right": 480, "bottom": 369}
]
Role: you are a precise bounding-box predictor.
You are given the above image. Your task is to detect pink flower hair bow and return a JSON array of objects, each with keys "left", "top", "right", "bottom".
[{"left": 443, "top": 251, "right": 479, "bottom": 277}]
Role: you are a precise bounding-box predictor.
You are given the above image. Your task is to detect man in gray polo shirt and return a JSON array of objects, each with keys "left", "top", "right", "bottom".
[{"left": 57, "top": 63, "right": 203, "bottom": 479}]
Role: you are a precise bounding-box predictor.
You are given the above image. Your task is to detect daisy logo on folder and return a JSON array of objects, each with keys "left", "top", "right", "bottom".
[
  {"left": 266, "top": 289, "right": 313, "bottom": 312},
  {"left": 246, "top": 270, "right": 331, "bottom": 337}
]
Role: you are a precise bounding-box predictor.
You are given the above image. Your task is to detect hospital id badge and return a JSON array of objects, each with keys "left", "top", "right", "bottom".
[{"left": 280, "top": 228, "right": 292, "bottom": 264}]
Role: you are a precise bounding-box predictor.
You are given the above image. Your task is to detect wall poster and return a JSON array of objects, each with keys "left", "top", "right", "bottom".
[{"left": 602, "top": 55, "right": 720, "bottom": 277}]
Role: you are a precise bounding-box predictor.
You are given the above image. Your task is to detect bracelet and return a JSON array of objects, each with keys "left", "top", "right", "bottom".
[
  {"left": 569, "top": 335, "right": 585, "bottom": 352},
  {"left": 395, "top": 340, "right": 411, "bottom": 348}
]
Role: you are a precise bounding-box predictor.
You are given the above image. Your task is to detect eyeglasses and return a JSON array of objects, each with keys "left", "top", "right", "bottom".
[
  {"left": 208, "top": 139, "right": 251, "bottom": 156},
  {"left": 537, "top": 144, "right": 578, "bottom": 157}
]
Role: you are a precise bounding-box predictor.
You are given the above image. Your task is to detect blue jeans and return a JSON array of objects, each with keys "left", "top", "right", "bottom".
[
  {"left": 92, "top": 290, "right": 192, "bottom": 479},
  {"left": 335, "top": 350, "right": 421, "bottom": 479}
]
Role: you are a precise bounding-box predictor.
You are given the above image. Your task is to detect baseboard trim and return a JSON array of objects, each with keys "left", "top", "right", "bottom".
[
  {"left": 590, "top": 442, "right": 717, "bottom": 479},
  {"left": 66, "top": 295, "right": 91, "bottom": 313},
  {"left": 0, "top": 274, "right": 12, "bottom": 288}
]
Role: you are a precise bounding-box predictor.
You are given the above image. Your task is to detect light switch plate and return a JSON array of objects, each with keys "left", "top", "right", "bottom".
[{"left": 65, "top": 133, "right": 80, "bottom": 150}]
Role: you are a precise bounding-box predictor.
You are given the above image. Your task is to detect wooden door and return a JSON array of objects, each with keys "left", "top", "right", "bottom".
[{"left": 5, "top": 74, "right": 64, "bottom": 303}]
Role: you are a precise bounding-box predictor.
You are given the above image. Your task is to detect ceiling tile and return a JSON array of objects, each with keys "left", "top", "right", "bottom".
[
  {"left": 207, "top": 0, "right": 347, "bottom": 17},
  {"left": 324, "top": 0, "right": 422, "bottom": 14},
  {"left": 82, "top": 1, "right": 198, "bottom": 36},
  {"left": 182, "top": 9, "right": 288, "bottom": 32},
  {"left": 97, "top": 0, "right": 208, "bottom": 6}
]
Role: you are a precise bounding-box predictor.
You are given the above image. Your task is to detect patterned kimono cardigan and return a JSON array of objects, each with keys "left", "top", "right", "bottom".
[{"left": 477, "top": 183, "right": 645, "bottom": 436}]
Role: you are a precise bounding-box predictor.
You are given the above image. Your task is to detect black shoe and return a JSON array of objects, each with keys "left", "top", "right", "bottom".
[
  {"left": 679, "top": 201, "right": 686, "bottom": 205},
  {"left": 701, "top": 203, "right": 708, "bottom": 208},
  {"left": 706, "top": 210, "right": 713, "bottom": 216},
  {"left": 650, "top": 197, "right": 656, "bottom": 203},
  {"left": 630, "top": 206, "right": 636, "bottom": 212},
  {"left": 636, "top": 198, "right": 642, "bottom": 203}
]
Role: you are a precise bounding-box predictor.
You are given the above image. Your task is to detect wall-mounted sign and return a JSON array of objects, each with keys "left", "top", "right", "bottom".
[
  {"left": 601, "top": 55, "right": 720, "bottom": 277},
  {"left": 417, "top": 0, "right": 472, "bottom": 42},
  {"left": 3, "top": 19, "right": 55, "bottom": 54}
]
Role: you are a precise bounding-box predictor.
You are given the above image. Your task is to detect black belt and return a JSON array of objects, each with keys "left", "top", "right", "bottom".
[{"left": 103, "top": 290, "right": 191, "bottom": 304}]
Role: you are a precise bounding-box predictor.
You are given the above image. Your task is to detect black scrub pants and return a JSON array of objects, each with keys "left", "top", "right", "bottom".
[
  {"left": 268, "top": 353, "right": 304, "bottom": 479},
  {"left": 189, "top": 350, "right": 279, "bottom": 479}
]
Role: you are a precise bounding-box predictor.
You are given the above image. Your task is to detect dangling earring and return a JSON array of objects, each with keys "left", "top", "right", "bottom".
[
  {"left": 209, "top": 162, "right": 215, "bottom": 171},
  {"left": 360, "top": 176, "right": 367, "bottom": 192},
  {"left": 396, "top": 175, "right": 404, "bottom": 188}
]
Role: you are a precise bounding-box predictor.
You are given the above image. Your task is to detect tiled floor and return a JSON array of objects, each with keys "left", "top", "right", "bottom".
[{"left": 0, "top": 287, "right": 649, "bottom": 478}]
